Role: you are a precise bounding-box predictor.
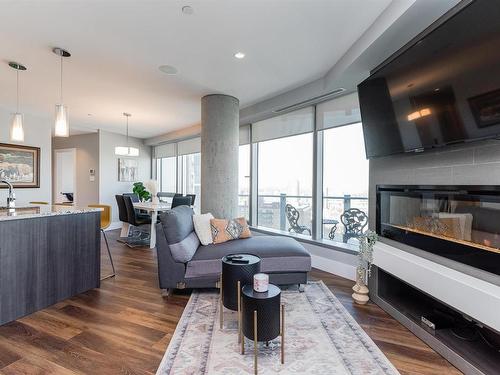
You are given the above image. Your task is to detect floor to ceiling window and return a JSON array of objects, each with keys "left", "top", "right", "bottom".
[
  {"left": 322, "top": 123, "right": 368, "bottom": 245},
  {"left": 255, "top": 107, "right": 314, "bottom": 236},
  {"left": 160, "top": 156, "right": 176, "bottom": 193},
  {"left": 154, "top": 143, "right": 177, "bottom": 196},
  {"left": 317, "top": 93, "right": 367, "bottom": 247},
  {"left": 178, "top": 138, "right": 201, "bottom": 213},
  {"left": 153, "top": 138, "right": 200, "bottom": 211},
  {"left": 180, "top": 153, "right": 200, "bottom": 198},
  {"left": 238, "top": 144, "right": 251, "bottom": 219},
  {"left": 151, "top": 93, "right": 368, "bottom": 252}
]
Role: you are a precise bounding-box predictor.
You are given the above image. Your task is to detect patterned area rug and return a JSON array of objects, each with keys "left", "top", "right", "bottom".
[{"left": 157, "top": 281, "right": 399, "bottom": 375}]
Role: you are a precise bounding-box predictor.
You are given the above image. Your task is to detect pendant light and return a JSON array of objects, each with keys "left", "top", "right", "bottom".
[
  {"left": 115, "top": 113, "right": 139, "bottom": 156},
  {"left": 8, "top": 62, "right": 27, "bottom": 142},
  {"left": 53, "top": 47, "right": 71, "bottom": 137}
]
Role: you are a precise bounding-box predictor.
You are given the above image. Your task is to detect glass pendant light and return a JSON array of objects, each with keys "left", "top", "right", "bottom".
[
  {"left": 53, "top": 47, "right": 71, "bottom": 137},
  {"left": 8, "top": 62, "right": 27, "bottom": 142},
  {"left": 115, "top": 113, "right": 140, "bottom": 156}
]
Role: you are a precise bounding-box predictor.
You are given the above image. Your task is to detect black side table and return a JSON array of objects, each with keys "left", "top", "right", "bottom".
[
  {"left": 220, "top": 254, "right": 261, "bottom": 330},
  {"left": 241, "top": 284, "right": 284, "bottom": 374}
]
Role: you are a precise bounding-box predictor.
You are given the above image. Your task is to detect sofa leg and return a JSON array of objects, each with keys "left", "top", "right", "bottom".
[
  {"left": 161, "top": 288, "right": 172, "bottom": 297},
  {"left": 298, "top": 284, "right": 305, "bottom": 293}
]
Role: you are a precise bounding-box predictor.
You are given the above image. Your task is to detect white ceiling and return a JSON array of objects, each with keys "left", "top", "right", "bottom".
[{"left": 0, "top": 0, "right": 392, "bottom": 138}]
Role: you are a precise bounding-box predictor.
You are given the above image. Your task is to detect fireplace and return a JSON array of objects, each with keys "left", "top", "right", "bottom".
[{"left": 376, "top": 185, "right": 500, "bottom": 276}]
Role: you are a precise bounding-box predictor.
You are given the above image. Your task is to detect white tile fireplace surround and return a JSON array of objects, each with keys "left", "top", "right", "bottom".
[{"left": 368, "top": 138, "right": 500, "bottom": 229}]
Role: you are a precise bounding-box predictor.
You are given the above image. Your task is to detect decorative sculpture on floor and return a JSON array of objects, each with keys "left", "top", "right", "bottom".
[
  {"left": 352, "top": 230, "right": 378, "bottom": 305},
  {"left": 285, "top": 204, "right": 311, "bottom": 235},
  {"left": 341, "top": 208, "right": 368, "bottom": 242}
]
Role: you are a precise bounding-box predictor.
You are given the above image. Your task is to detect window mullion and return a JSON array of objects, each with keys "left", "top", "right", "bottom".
[
  {"left": 250, "top": 142, "right": 258, "bottom": 226},
  {"left": 312, "top": 123, "right": 323, "bottom": 241}
]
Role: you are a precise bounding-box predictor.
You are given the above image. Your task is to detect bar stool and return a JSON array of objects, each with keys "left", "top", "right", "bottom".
[{"left": 89, "top": 204, "right": 116, "bottom": 280}]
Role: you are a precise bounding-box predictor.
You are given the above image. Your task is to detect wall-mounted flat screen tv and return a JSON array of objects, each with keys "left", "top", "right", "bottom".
[{"left": 358, "top": 0, "right": 500, "bottom": 159}]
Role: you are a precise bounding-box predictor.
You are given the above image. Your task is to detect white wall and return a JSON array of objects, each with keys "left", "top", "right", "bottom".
[
  {"left": 304, "top": 241, "right": 357, "bottom": 281},
  {"left": 98, "top": 129, "right": 151, "bottom": 223},
  {"left": 0, "top": 106, "right": 52, "bottom": 204}
]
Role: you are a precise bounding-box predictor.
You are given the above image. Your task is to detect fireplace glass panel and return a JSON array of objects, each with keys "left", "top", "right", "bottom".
[{"left": 377, "top": 186, "right": 500, "bottom": 275}]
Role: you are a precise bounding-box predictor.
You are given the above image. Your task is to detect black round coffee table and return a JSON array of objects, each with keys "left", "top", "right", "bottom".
[
  {"left": 220, "top": 254, "right": 261, "bottom": 330},
  {"left": 241, "top": 284, "right": 284, "bottom": 373}
]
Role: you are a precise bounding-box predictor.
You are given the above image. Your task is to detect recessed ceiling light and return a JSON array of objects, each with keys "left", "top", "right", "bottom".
[
  {"left": 159, "top": 65, "right": 178, "bottom": 75},
  {"left": 182, "top": 6, "right": 194, "bottom": 15},
  {"left": 234, "top": 52, "right": 245, "bottom": 59}
]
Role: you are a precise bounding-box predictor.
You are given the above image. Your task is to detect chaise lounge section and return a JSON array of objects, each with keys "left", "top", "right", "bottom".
[{"left": 155, "top": 206, "right": 311, "bottom": 292}]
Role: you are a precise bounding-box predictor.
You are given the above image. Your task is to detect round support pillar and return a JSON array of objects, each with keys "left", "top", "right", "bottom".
[{"left": 201, "top": 94, "right": 239, "bottom": 218}]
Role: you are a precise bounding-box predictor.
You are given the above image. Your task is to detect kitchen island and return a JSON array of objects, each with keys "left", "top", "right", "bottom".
[{"left": 0, "top": 204, "right": 101, "bottom": 325}]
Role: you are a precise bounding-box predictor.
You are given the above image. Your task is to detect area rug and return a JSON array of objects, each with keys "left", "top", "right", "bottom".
[{"left": 157, "top": 281, "right": 399, "bottom": 375}]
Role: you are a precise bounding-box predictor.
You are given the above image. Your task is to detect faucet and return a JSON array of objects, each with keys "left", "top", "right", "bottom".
[{"left": 0, "top": 180, "right": 16, "bottom": 208}]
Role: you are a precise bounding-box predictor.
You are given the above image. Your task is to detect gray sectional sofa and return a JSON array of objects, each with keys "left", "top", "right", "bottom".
[{"left": 155, "top": 206, "right": 311, "bottom": 292}]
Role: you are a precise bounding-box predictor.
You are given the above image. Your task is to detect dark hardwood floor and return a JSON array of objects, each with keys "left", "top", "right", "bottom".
[{"left": 0, "top": 229, "right": 461, "bottom": 375}]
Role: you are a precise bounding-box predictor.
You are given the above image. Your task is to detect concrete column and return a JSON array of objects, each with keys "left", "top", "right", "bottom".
[{"left": 201, "top": 94, "right": 239, "bottom": 218}]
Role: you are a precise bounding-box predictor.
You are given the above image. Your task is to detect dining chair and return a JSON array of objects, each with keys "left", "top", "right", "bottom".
[
  {"left": 88, "top": 204, "right": 116, "bottom": 280},
  {"left": 123, "top": 193, "right": 140, "bottom": 202},
  {"left": 115, "top": 195, "right": 128, "bottom": 224},
  {"left": 171, "top": 195, "right": 193, "bottom": 209},
  {"left": 157, "top": 192, "right": 176, "bottom": 203},
  {"left": 186, "top": 194, "right": 196, "bottom": 206},
  {"left": 122, "top": 195, "right": 151, "bottom": 247}
]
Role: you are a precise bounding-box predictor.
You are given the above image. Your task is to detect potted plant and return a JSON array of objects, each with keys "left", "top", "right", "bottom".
[
  {"left": 352, "top": 230, "right": 378, "bottom": 305},
  {"left": 132, "top": 182, "right": 151, "bottom": 202}
]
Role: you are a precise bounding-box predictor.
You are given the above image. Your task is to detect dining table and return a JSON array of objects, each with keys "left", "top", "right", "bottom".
[{"left": 132, "top": 201, "right": 171, "bottom": 248}]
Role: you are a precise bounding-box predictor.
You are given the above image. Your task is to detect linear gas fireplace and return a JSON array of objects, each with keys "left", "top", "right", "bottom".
[{"left": 376, "top": 185, "right": 500, "bottom": 276}]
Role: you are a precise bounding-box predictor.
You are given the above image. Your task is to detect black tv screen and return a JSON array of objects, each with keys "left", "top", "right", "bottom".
[{"left": 358, "top": 0, "right": 500, "bottom": 159}]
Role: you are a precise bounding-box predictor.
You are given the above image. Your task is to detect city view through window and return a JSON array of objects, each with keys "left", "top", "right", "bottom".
[
  {"left": 257, "top": 133, "right": 313, "bottom": 234},
  {"left": 238, "top": 144, "right": 250, "bottom": 218},
  {"left": 251, "top": 123, "right": 368, "bottom": 246},
  {"left": 322, "top": 123, "right": 369, "bottom": 244}
]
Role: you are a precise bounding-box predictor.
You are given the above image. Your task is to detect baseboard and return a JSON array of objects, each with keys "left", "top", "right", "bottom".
[{"left": 311, "top": 254, "right": 357, "bottom": 281}]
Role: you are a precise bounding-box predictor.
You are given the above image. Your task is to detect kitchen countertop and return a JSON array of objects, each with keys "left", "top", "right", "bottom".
[{"left": 0, "top": 204, "right": 102, "bottom": 221}]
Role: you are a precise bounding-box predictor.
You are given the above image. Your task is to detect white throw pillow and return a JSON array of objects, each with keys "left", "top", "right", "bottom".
[{"left": 193, "top": 213, "right": 214, "bottom": 245}]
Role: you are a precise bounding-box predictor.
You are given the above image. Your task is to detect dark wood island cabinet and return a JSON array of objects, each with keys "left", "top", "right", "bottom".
[{"left": 0, "top": 205, "right": 101, "bottom": 325}]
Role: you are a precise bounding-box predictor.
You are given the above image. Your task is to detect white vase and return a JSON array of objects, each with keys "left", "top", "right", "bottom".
[{"left": 352, "top": 268, "right": 370, "bottom": 305}]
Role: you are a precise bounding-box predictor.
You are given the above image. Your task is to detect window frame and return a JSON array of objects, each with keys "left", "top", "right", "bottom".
[
  {"left": 247, "top": 98, "right": 367, "bottom": 253},
  {"left": 152, "top": 94, "right": 367, "bottom": 254}
]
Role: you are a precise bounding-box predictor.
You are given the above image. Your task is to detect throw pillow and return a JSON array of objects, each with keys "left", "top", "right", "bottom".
[
  {"left": 210, "top": 217, "right": 251, "bottom": 244},
  {"left": 160, "top": 206, "right": 200, "bottom": 263},
  {"left": 193, "top": 213, "right": 214, "bottom": 245}
]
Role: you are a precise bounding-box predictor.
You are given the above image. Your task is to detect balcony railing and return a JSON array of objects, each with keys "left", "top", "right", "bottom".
[{"left": 239, "top": 193, "right": 368, "bottom": 235}]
